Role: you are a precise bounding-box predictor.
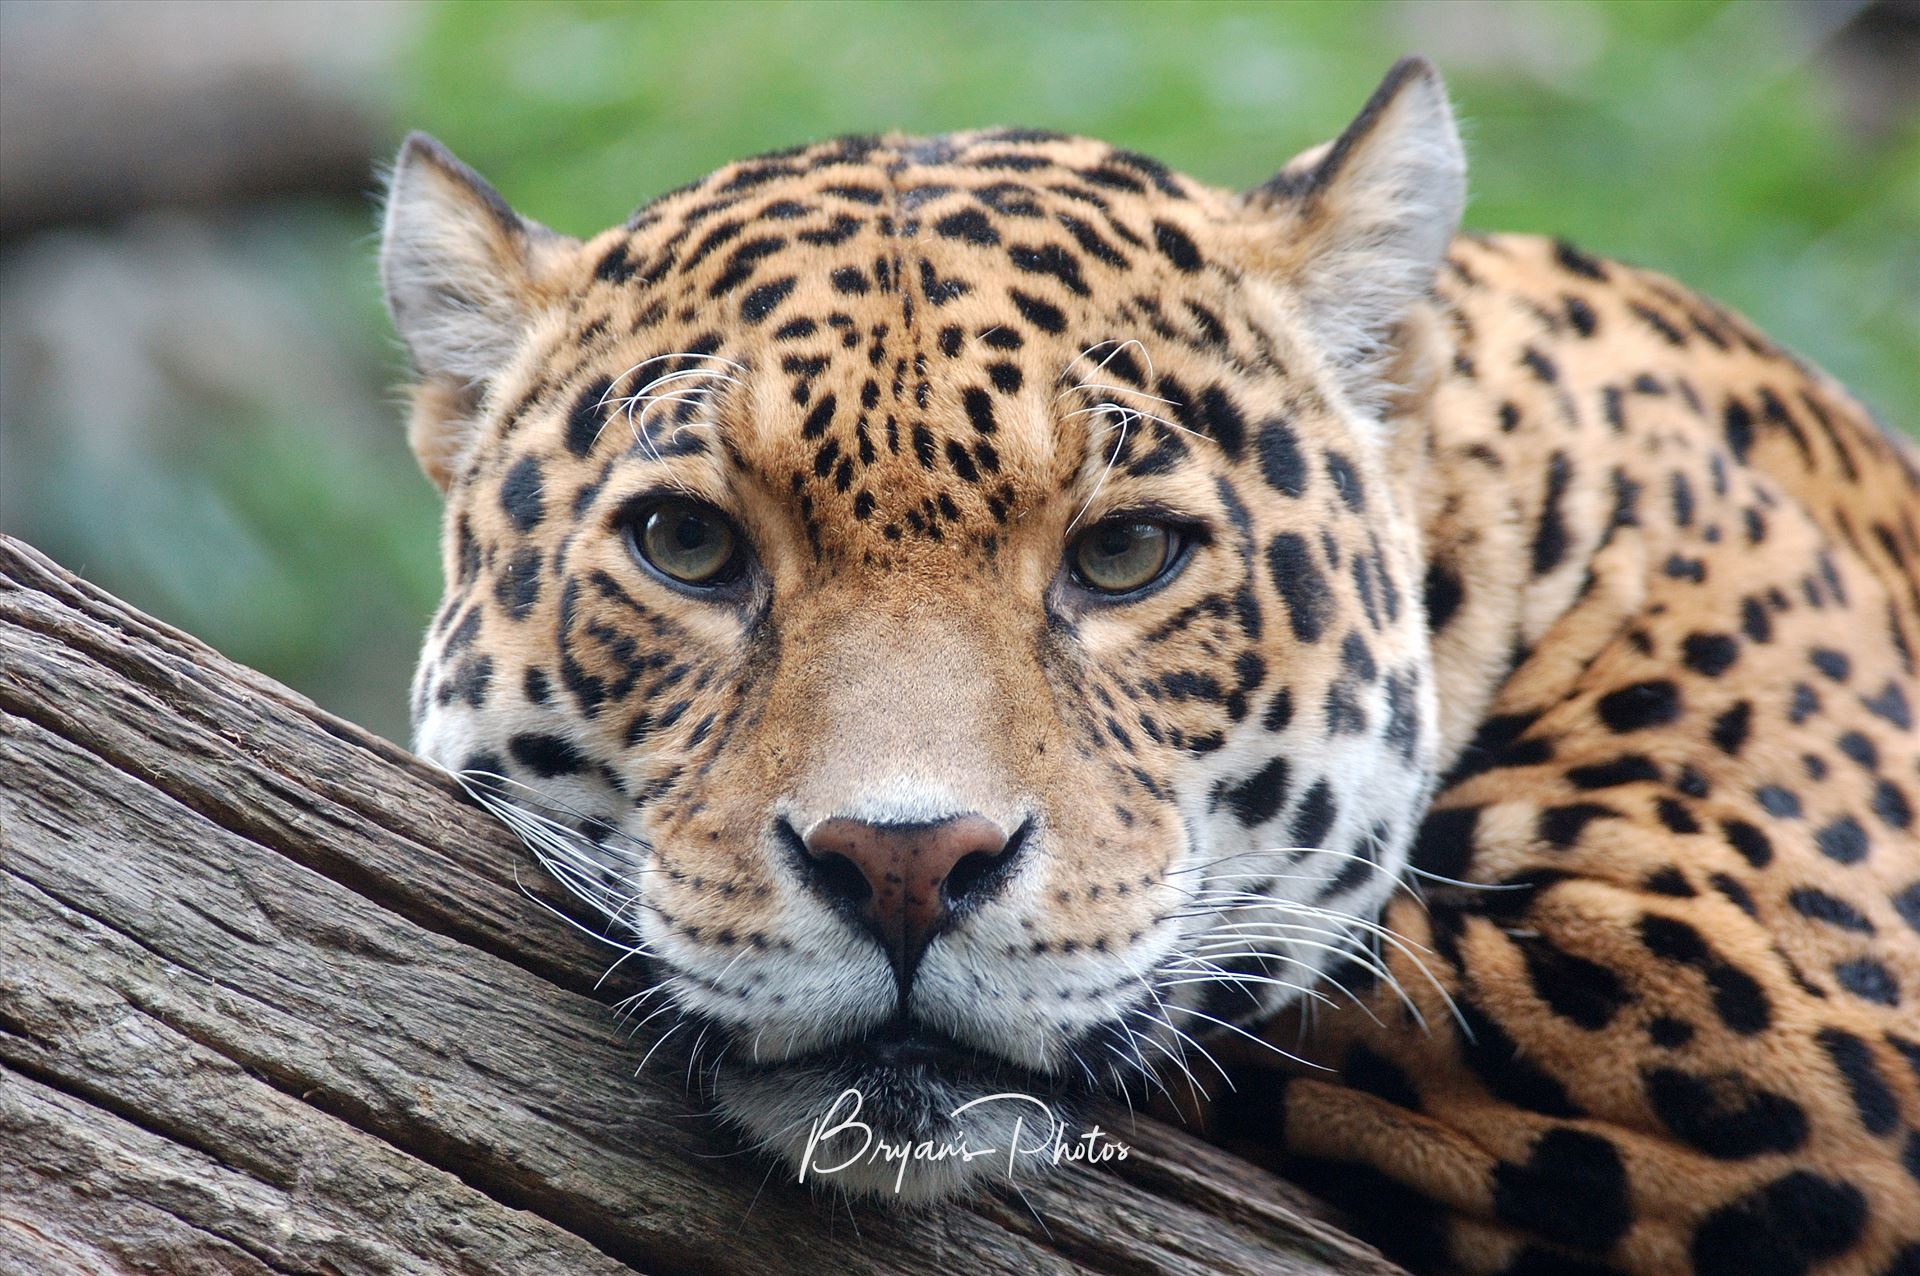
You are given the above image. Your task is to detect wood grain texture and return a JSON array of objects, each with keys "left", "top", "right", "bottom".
[{"left": 0, "top": 535, "right": 1402, "bottom": 1276}]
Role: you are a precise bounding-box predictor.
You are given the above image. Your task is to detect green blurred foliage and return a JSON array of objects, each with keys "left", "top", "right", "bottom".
[
  {"left": 1, "top": 206, "right": 444, "bottom": 741},
  {"left": 406, "top": 0, "right": 1917, "bottom": 426}
]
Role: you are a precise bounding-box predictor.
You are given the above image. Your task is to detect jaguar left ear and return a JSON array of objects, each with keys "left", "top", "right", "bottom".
[
  {"left": 1245, "top": 57, "right": 1465, "bottom": 404},
  {"left": 381, "top": 133, "right": 576, "bottom": 490}
]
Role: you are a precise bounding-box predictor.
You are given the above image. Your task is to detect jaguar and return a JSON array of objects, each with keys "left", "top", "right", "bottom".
[{"left": 381, "top": 58, "right": 1920, "bottom": 1274}]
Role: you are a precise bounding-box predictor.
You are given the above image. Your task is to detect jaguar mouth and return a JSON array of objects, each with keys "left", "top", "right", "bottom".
[{"left": 734, "top": 1014, "right": 1086, "bottom": 1113}]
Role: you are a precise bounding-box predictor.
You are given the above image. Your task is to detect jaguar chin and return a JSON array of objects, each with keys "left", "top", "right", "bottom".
[{"left": 708, "top": 1016, "right": 1110, "bottom": 1203}]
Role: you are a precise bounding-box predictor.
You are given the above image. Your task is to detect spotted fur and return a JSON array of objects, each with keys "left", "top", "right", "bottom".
[{"left": 383, "top": 58, "right": 1920, "bottom": 1274}]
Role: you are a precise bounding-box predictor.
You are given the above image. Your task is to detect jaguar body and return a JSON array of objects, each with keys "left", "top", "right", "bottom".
[{"left": 383, "top": 59, "right": 1920, "bottom": 1274}]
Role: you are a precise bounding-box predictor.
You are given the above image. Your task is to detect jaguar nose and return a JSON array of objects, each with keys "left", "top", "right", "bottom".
[{"left": 796, "top": 814, "right": 1023, "bottom": 987}]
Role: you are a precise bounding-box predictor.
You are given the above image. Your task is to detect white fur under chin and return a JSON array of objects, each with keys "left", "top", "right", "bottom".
[{"left": 712, "top": 1060, "right": 1085, "bottom": 1205}]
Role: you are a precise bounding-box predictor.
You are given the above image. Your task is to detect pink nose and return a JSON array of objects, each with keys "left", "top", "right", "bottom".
[{"left": 800, "top": 815, "right": 1015, "bottom": 984}]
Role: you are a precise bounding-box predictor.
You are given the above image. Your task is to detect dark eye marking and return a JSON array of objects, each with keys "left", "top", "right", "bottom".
[
  {"left": 1256, "top": 418, "right": 1307, "bottom": 497},
  {"left": 945, "top": 440, "right": 980, "bottom": 483},
  {"left": 1266, "top": 533, "right": 1331, "bottom": 643},
  {"left": 500, "top": 455, "right": 545, "bottom": 532},
  {"left": 566, "top": 378, "right": 614, "bottom": 458},
  {"left": 963, "top": 387, "right": 997, "bottom": 435},
  {"left": 912, "top": 424, "right": 938, "bottom": 468}
]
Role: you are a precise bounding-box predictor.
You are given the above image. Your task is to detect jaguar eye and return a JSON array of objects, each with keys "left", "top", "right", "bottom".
[
  {"left": 1070, "top": 518, "right": 1179, "bottom": 595},
  {"left": 626, "top": 498, "right": 742, "bottom": 587}
]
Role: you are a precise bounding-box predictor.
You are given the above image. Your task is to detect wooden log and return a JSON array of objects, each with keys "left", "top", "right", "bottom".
[{"left": 0, "top": 535, "right": 1402, "bottom": 1276}]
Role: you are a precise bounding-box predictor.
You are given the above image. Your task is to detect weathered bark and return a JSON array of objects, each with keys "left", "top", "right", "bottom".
[{"left": 0, "top": 534, "right": 1401, "bottom": 1276}]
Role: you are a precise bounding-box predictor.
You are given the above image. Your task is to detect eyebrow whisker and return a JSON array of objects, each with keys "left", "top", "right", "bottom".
[
  {"left": 598, "top": 370, "right": 745, "bottom": 460},
  {"left": 1054, "top": 381, "right": 1179, "bottom": 409},
  {"left": 1065, "top": 405, "right": 1134, "bottom": 536}
]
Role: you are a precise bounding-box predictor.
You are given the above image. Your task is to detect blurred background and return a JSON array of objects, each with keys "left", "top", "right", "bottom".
[{"left": 1, "top": 0, "right": 1915, "bottom": 744}]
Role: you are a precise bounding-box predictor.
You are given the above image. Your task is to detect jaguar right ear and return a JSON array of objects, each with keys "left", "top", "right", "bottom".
[
  {"left": 380, "top": 133, "right": 576, "bottom": 491},
  {"left": 1242, "top": 58, "right": 1466, "bottom": 414}
]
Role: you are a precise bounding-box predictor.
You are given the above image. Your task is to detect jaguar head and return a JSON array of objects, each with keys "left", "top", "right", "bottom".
[{"left": 385, "top": 58, "right": 1461, "bottom": 1201}]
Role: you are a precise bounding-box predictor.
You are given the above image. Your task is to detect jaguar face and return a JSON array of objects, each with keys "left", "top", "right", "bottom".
[{"left": 386, "top": 58, "right": 1461, "bottom": 1200}]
